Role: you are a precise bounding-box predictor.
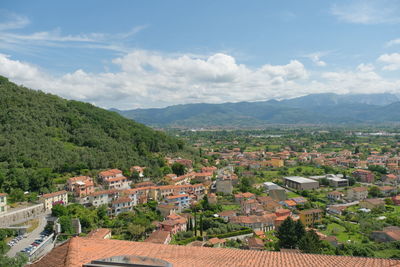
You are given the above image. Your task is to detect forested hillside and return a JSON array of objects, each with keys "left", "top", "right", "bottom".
[{"left": 0, "top": 76, "right": 187, "bottom": 194}]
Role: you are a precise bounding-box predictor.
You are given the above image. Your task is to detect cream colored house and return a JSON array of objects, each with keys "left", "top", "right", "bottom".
[
  {"left": 41, "top": 190, "right": 68, "bottom": 211},
  {"left": 0, "top": 193, "right": 7, "bottom": 214}
]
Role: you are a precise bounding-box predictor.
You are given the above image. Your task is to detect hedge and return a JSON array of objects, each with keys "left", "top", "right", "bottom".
[
  {"left": 174, "top": 236, "right": 203, "bottom": 245},
  {"left": 208, "top": 228, "right": 253, "bottom": 239}
]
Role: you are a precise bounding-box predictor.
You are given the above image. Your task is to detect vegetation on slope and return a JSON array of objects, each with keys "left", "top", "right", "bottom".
[{"left": 0, "top": 76, "right": 188, "bottom": 194}]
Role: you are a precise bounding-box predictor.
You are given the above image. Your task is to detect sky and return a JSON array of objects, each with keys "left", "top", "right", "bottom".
[{"left": 1, "top": 0, "right": 400, "bottom": 109}]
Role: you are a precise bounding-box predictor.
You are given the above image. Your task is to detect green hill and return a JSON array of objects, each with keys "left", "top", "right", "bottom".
[{"left": 0, "top": 76, "right": 187, "bottom": 194}]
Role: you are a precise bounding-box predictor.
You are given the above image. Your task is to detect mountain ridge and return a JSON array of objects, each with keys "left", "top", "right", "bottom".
[{"left": 113, "top": 93, "right": 400, "bottom": 127}]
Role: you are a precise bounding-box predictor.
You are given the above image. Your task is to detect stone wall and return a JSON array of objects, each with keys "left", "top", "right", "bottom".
[{"left": 0, "top": 204, "right": 45, "bottom": 227}]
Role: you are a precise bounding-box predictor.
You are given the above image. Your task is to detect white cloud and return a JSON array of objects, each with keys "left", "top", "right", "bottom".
[
  {"left": 0, "top": 11, "right": 146, "bottom": 53},
  {"left": 385, "top": 38, "right": 400, "bottom": 47},
  {"left": 303, "top": 52, "right": 328, "bottom": 67},
  {"left": 0, "top": 11, "right": 30, "bottom": 31},
  {"left": 331, "top": 0, "right": 400, "bottom": 24},
  {"left": 378, "top": 53, "right": 400, "bottom": 70},
  {"left": 1, "top": 51, "right": 399, "bottom": 109}
]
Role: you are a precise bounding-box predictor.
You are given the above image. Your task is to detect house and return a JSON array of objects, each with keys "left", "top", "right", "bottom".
[
  {"left": 104, "top": 176, "right": 130, "bottom": 190},
  {"left": 41, "top": 190, "right": 68, "bottom": 211},
  {"left": 165, "top": 194, "right": 190, "bottom": 209},
  {"left": 327, "top": 191, "right": 344, "bottom": 202},
  {"left": 86, "top": 228, "right": 112, "bottom": 239},
  {"left": 269, "top": 189, "right": 287, "bottom": 201},
  {"left": 378, "top": 186, "right": 397, "bottom": 196},
  {"left": 67, "top": 176, "right": 95, "bottom": 197},
  {"left": 86, "top": 189, "right": 119, "bottom": 207},
  {"left": 98, "top": 169, "right": 123, "bottom": 181},
  {"left": 216, "top": 179, "right": 233, "bottom": 194},
  {"left": 193, "top": 172, "right": 213, "bottom": 183},
  {"left": 326, "top": 175, "right": 349, "bottom": 187},
  {"left": 110, "top": 197, "right": 135, "bottom": 216},
  {"left": 217, "top": 210, "right": 237, "bottom": 222},
  {"left": 246, "top": 237, "right": 264, "bottom": 250},
  {"left": 282, "top": 200, "right": 297, "bottom": 209},
  {"left": 144, "top": 230, "right": 171, "bottom": 244},
  {"left": 134, "top": 181, "right": 155, "bottom": 188},
  {"left": 201, "top": 166, "right": 217, "bottom": 173},
  {"left": 270, "top": 158, "right": 284, "bottom": 168},
  {"left": 130, "top": 166, "right": 145, "bottom": 178},
  {"left": 160, "top": 214, "right": 187, "bottom": 234},
  {"left": 291, "top": 197, "right": 307, "bottom": 206},
  {"left": 230, "top": 214, "right": 277, "bottom": 231},
  {"left": 371, "top": 226, "right": 400, "bottom": 242},
  {"left": 157, "top": 204, "right": 179, "bottom": 218},
  {"left": 33, "top": 237, "right": 400, "bottom": 267},
  {"left": 263, "top": 200, "right": 283, "bottom": 212},
  {"left": 234, "top": 192, "right": 255, "bottom": 203},
  {"left": 299, "top": 209, "right": 323, "bottom": 227},
  {"left": 347, "top": 187, "right": 368, "bottom": 201},
  {"left": 283, "top": 176, "right": 319, "bottom": 190},
  {"left": 392, "top": 195, "right": 400, "bottom": 205},
  {"left": 0, "top": 193, "right": 7, "bottom": 214},
  {"left": 382, "top": 174, "right": 400, "bottom": 185},
  {"left": 241, "top": 199, "right": 263, "bottom": 215},
  {"left": 254, "top": 230, "right": 266, "bottom": 239},
  {"left": 359, "top": 198, "right": 385, "bottom": 210},
  {"left": 275, "top": 209, "right": 291, "bottom": 217},
  {"left": 352, "top": 169, "right": 374, "bottom": 183},
  {"left": 207, "top": 193, "right": 217, "bottom": 204},
  {"left": 207, "top": 237, "right": 225, "bottom": 248}
]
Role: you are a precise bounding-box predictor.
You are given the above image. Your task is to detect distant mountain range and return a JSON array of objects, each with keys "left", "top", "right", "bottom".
[{"left": 112, "top": 93, "right": 400, "bottom": 128}]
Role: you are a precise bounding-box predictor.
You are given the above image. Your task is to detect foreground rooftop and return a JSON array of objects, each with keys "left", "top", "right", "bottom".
[{"left": 30, "top": 237, "right": 400, "bottom": 267}]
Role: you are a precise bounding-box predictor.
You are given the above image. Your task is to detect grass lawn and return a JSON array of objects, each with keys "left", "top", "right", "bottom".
[
  {"left": 221, "top": 204, "right": 240, "bottom": 211},
  {"left": 374, "top": 249, "right": 400, "bottom": 258},
  {"left": 287, "top": 191, "right": 300, "bottom": 198},
  {"left": 322, "top": 223, "right": 363, "bottom": 243}
]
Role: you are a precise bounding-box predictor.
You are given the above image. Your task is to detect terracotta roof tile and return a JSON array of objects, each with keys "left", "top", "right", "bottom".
[{"left": 30, "top": 237, "right": 400, "bottom": 267}]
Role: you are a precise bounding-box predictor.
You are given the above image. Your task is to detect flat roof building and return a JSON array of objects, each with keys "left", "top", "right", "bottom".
[{"left": 283, "top": 176, "right": 319, "bottom": 191}]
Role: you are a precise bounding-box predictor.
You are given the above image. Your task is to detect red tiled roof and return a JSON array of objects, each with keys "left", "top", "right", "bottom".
[
  {"left": 29, "top": 237, "right": 400, "bottom": 267},
  {"left": 351, "top": 187, "right": 368, "bottom": 192},
  {"left": 208, "top": 237, "right": 225, "bottom": 245},
  {"left": 112, "top": 196, "right": 132, "bottom": 205},
  {"left": 86, "top": 228, "right": 111, "bottom": 239},
  {"left": 166, "top": 194, "right": 189, "bottom": 200},
  {"left": 144, "top": 230, "right": 170, "bottom": 244},
  {"left": 41, "top": 190, "right": 67, "bottom": 199},
  {"left": 106, "top": 176, "right": 128, "bottom": 182},
  {"left": 98, "top": 169, "right": 122, "bottom": 177}
]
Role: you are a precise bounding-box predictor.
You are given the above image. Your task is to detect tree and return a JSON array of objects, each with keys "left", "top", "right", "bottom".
[
  {"left": 8, "top": 188, "right": 25, "bottom": 203},
  {"left": 276, "top": 217, "right": 298, "bottom": 249},
  {"left": 294, "top": 220, "right": 306, "bottom": 240},
  {"left": 171, "top": 162, "right": 186, "bottom": 176},
  {"left": 298, "top": 230, "right": 322, "bottom": 254},
  {"left": 202, "top": 195, "right": 211, "bottom": 211},
  {"left": 0, "top": 253, "right": 28, "bottom": 267},
  {"left": 199, "top": 214, "right": 204, "bottom": 237},
  {"left": 126, "top": 224, "right": 146, "bottom": 240},
  {"left": 369, "top": 186, "right": 381, "bottom": 197},
  {"left": 52, "top": 204, "right": 68, "bottom": 217},
  {"left": 59, "top": 216, "right": 74, "bottom": 234}
]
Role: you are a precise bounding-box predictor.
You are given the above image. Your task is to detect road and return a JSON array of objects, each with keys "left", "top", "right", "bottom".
[{"left": 7, "top": 215, "right": 48, "bottom": 257}]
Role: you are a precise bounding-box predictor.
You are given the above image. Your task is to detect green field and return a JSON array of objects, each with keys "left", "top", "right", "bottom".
[
  {"left": 221, "top": 204, "right": 240, "bottom": 211},
  {"left": 322, "top": 223, "right": 363, "bottom": 243}
]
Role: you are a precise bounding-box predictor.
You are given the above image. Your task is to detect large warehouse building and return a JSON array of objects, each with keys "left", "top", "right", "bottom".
[{"left": 283, "top": 176, "right": 319, "bottom": 190}]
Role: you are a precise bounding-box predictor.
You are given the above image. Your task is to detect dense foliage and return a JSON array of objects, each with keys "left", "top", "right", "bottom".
[{"left": 0, "top": 76, "right": 188, "bottom": 194}]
